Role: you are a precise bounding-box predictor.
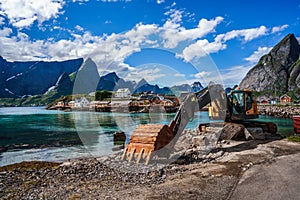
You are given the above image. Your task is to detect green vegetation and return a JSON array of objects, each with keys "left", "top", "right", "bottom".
[
  {"left": 95, "top": 90, "right": 112, "bottom": 101},
  {"left": 287, "top": 135, "right": 300, "bottom": 143}
]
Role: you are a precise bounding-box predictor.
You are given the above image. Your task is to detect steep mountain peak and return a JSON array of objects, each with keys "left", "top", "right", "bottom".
[
  {"left": 268, "top": 33, "right": 300, "bottom": 65},
  {"left": 240, "top": 33, "right": 300, "bottom": 98},
  {"left": 135, "top": 78, "right": 148, "bottom": 89},
  {"left": 192, "top": 81, "right": 204, "bottom": 92},
  {"left": 103, "top": 72, "right": 120, "bottom": 81}
]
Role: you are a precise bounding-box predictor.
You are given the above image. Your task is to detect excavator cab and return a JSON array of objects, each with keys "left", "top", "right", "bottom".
[{"left": 228, "top": 90, "right": 258, "bottom": 121}]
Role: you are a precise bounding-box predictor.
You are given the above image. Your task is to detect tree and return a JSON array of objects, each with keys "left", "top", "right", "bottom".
[{"left": 95, "top": 90, "right": 112, "bottom": 101}]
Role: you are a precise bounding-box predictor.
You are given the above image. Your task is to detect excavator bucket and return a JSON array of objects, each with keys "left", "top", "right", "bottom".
[{"left": 121, "top": 124, "right": 174, "bottom": 165}]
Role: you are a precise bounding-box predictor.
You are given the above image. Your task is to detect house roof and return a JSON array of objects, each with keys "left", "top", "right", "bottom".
[
  {"left": 116, "top": 88, "right": 130, "bottom": 92},
  {"left": 280, "top": 94, "right": 291, "bottom": 99}
]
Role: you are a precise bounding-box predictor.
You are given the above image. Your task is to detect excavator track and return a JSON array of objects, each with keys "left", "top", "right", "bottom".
[{"left": 242, "top": 121, "right": 277, "bottom": 135}]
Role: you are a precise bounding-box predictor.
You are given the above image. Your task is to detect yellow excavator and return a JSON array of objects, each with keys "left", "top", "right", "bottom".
[{"left": 121, "top": 83, "right": 277, "bottom": 165}]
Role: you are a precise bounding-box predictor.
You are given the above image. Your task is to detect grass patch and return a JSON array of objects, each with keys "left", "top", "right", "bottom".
[{"left": 287, "top": 135, "right": 300, "bottom": 142}]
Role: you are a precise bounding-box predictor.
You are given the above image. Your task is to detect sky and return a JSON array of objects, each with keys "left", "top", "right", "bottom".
[{"left": 0, "top": 0, "right": 299, "bottom": 87}]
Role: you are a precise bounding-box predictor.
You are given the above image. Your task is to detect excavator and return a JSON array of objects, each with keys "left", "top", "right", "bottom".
[{"left": 121, "top": 83, "right": 277, "bottom": 165}]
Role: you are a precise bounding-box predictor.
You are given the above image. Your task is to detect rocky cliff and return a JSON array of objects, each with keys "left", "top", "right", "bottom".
[{"left": 240, "top": 34, "right": 300, "bottom": 98}]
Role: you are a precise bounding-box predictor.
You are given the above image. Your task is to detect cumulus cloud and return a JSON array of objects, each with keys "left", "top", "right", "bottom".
[
  {"left": 161, "top": 11, "right": 224, "bottom": 48},
  {"left": 271, "top": 24, "right": 288, "bottom": 33},
  {"left": 215, "top": 25, "right": 268, "bottom": 42},
  {"left": 244, "top": 46, "right": 272, "bottom": 63},
  {"left": 0, "top": 0, "right": 64, "bottom": 28},
  {"left": 0, "top": 27, "right": 12, "bottom": 37},
  {"left": 179, "top": 39, "right": 226, "bottom": 62}
]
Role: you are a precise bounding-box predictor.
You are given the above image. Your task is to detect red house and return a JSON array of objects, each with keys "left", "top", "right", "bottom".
[{"left": 280, "top": 94, "right": 291, "bottom": 104}]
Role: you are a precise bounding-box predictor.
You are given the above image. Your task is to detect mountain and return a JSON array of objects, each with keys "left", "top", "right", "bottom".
[
  {"left": 73, "top": 58, "right": 100, "bottom": 94},
  {"left": 134, "top": 78, "right": 148, "bottom": 90},
  {"left": 97, "top": 72, "right": 121, "bottom": 91},
  {"left": 133, "top": 83, "right": 173, "bottom": 95},
  {"left": 191, "top": 81, "right": 204, "bottom": 92},
  {"left": 0, "top": 56, "right": 83, "bottom": 98},
  {"left": 240, "top": 33, "right": 300, "bottom": 98},
  {"left": 0, "top": 55, "right": 205, "bottom": 105},
  {"left": 52, "top": 73, "right": 73, "bottom": 95}
]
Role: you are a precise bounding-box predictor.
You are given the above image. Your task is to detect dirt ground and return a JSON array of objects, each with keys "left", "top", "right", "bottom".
[
  {"left": 105, "top": 139, "right": 300, "bottom": 200},
  {"left": 1, "top": 139, "right": 300, "bottom": 200}
]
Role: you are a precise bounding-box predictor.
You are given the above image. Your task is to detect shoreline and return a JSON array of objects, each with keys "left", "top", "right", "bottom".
[
  {"left": 1, "top": 138, "right": 300, "bottom": 199},
  {"left": 258, "top": 105, "right": 300, "bottom": 118}
]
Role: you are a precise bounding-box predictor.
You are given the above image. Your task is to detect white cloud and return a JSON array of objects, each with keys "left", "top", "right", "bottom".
[
  {"left": 72, "top": 0, "right": 89, "bottom": 3},
  {"left": 75, "top": 25, "right": 84, "bottom": 31},
  {"left": 104, "top": 20, "right": 112, "bottom": 24},
  {"left": 0, "top": 0, "right": 64, "bottom": 28},
  {"left": 271, "top": 24, "right": 288, "bottom": 33},
  {"left": 215, "top": 25, "right": 268, "bottom": 42},
  {"left": 297, "top": 36, "right": 300, "bottom": 43},
  {"left": 194, "top": 71, "right": 212, "bottom": 79},
  {"left": 221, "top": 65, "right": 252, "bottom": 87},
  {"left": 0, "top": 17, "right": 5, "bottom": 25},
  {"left": 123, "top": 67, "right": 165, "bottom": 83},
  {"left": 0, "top": 27, "right": 12, "bottom": 37},
  {"left": 161, "top": 13, "right": 224, "bottom": 48},
  {"left": 178, "top": 39, "right": 226, "bottom": 62},
  {"left": 244, "top": 46, "right": 272, "bottom": 63},
  {"left": 157, "top": 0, "right": 165, "bottom": 4},
  {"left": 99, "top": 0, "right": 132, "bottom": 2}
]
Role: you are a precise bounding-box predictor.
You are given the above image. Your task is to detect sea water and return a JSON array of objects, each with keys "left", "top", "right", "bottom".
[{"left": 0, "top": 107, "right": 294, "bottom": 166}]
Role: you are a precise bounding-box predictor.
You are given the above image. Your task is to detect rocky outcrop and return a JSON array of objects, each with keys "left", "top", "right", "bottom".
[{"left": 240, "top": 34, "right": 300, "bottom": 97}]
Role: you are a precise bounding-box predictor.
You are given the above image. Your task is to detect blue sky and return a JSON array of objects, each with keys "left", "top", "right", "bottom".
[{"left": 0, "top": 0, "right": 299, "bottom": 87}]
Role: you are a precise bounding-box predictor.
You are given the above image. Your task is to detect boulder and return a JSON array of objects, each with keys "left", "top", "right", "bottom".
[
  {"left": 219, "top": 123, "right": 245, "bottom": 140},
  {"left": 246, "top": 127, "right": 265, "bottom": 140}
]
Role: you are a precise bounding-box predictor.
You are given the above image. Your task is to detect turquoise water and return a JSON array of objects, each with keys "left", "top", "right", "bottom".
[
  {"left": 0, "top": 107, "right": 294, "bottom": 166},
  {"left": 0, "top": 107, "right": 209, "bottom": 166}
]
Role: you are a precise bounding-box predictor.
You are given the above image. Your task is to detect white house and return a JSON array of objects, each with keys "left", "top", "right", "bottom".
[
  {"left": 115, "top": 88, "right": 131, "bottom": 98},
  {"left": 74, "top": 97, "right": 90, "bottom": 107}
]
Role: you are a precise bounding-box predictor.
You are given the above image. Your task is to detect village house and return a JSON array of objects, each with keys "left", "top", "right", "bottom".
[
  {"left": 68, "top": 101, "right": 75, "bottom": 107},
  {"left": 56, "top": 101, "right": 65, "bottom": 107},
  {"left": 115, "top": 88, "right": 131, "bottom": 98},
  {"left": 260, "top": 100, "right": 269, "bottom": 105},
  {"left": 74, "top": 97, "right": 90, "bottom": 107},
  {"left": 280, "top": 94, "right": 292, "bottom": 104}
]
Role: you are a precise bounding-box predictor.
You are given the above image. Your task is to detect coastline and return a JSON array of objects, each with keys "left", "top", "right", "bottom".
[
  {"left": 258, "top": 105, "right": 300, "bottom": 118},
  {"left": 1, "top": 133, "right": 300, "bottom": 199}
]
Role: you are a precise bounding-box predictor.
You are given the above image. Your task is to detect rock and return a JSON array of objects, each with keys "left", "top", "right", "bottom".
[
  {"left": 247, "top": 127, "right": 265, "bottom": 140},
  {"left": 244, "top": 128, "right": 255, "bottom": 140},
  {"left": 219, "top": 123, "right": 245, "bottom": 140},
  {"left": 192, "top": 135, "right": 207, "bottom": 147}
]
